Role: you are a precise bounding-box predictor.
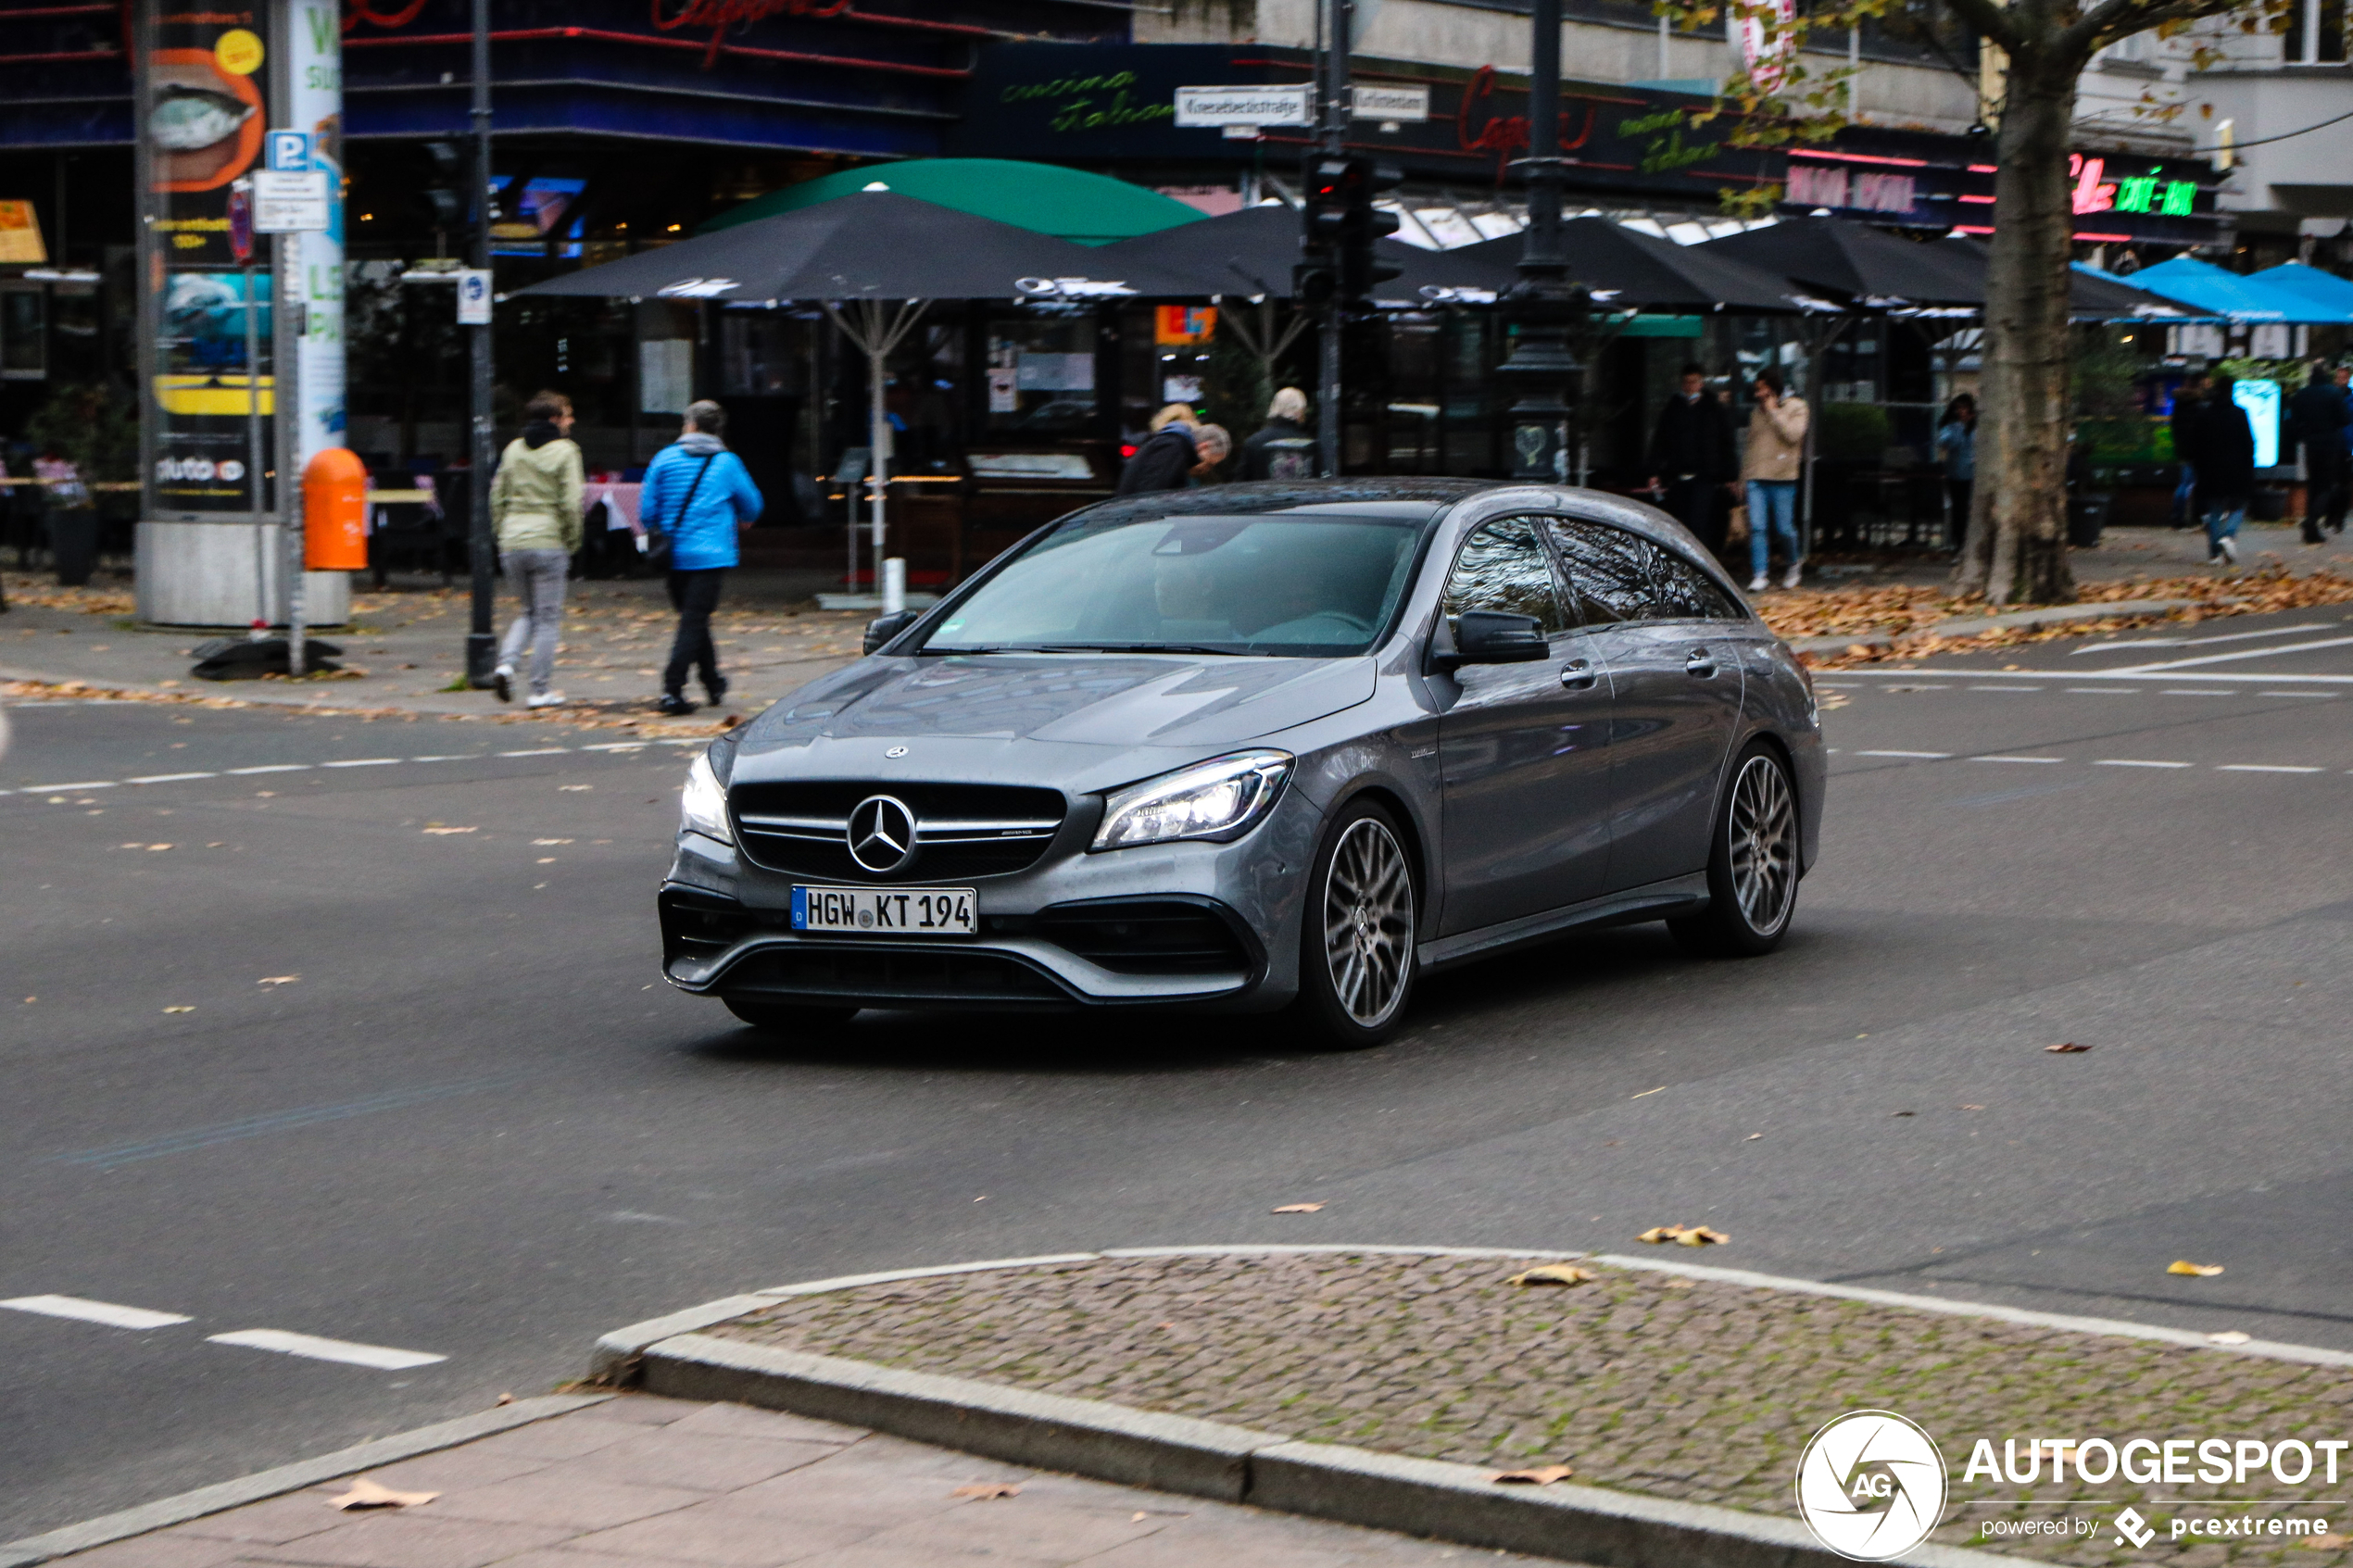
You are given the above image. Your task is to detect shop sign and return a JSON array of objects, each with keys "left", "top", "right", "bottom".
[
  {"left": 1174, "top": 84, "right": 1313, "bottom": 128},
  {"left": 1352, "top": 84, "right": 1429, "bottom": 122}
]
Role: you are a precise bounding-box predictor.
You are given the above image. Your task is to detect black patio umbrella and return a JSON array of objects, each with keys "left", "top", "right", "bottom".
[
  {"left": 1453, "top": 218, "right": 1836, "bottom": 314},
  {"left": 1094, "top": 202, "right": 1513, "bottom": 305},
  {"left": 1695, "top": 217, "right": 1983, "bottom": 307},
  {"left": 1932, "top": 236, "right": 2206, "bottom": 321},
  {"left": 518, "top": 190, "right": 1201, "bottom": 587}
]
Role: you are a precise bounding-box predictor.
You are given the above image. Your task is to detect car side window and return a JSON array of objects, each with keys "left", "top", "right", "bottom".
[
  {"left": 1647, "top": 547, "right": 1748, "bottom": 621},
  {"left": 1542, "top": 518, "right": 1652, "bottom": 624},
  {"left": 1441, "top": 518, "right": 1568, "bottom": 634}
]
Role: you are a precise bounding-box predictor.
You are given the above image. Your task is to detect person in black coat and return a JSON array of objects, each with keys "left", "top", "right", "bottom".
[
  {"left": 1240, "top": 387, "right": 1317, "bottom": 481},
  {"left": 2169, "top": 369, "right": 2209, "bottom": 528},
  {"left": 2193, "top": 374, "right": 2256, "bottom": 567},
  {"left": 1647, "top": 362, "right": 1739, "bottom": 552},
  {"left": 1117, "top": 419, "right": 1201, "bottom": 496},
  {"left": 2288, "top": 358, "right": 2348, "bottom": 543}
]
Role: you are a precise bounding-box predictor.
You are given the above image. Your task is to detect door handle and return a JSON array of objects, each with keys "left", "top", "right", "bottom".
[
  {"left": 1559, "top": 659, "right": 1596, "bottom": 690},
  {"left": 1684, "top": 646, "right": 1717, "bottom": 678}
]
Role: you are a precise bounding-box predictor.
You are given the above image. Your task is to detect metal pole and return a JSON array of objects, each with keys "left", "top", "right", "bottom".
[
  {"left": 283, "top": 232, "right": 305, "bottom": 678},
  {"left": 1315, "top": 0, "right": 1350, "bottom": 477},
  {"left": 463, "top": 0, "right": 496, "bottom": 684},
  {"left": 245, "top": 257, "right": 266, "bottom": 628},
  {"left": 1494, "top": 0, "right": 1585, "bottom": 482}
]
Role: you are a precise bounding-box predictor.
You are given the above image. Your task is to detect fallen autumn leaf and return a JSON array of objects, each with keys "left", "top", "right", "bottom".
[
  {"left": 1507, "top": 1263, "right": 1597, "bottom": 1287},
  {"left": 2168, "top": 1261, "right": 2225, "bottom": 1277},
  {"left": 1271, "top": 1202, "right": 1325, "bottom": 1213},
  {"left": 258, "top": 976, "right": 299, "bottom": 986},
  {"left": 2046, "top": 1042, "right": 2094, "bottom": 1054},
  {"left": 422, "top": 825, "right": 478, "bottom": 835},
  {"left": 950, "top": 1483, "right": 1020, "bottom": 1500},
  {"left": 162, "top": 1006, "right": 194, "bottom": 1014},
  {"left": 1638, "top": 1224, "right": 1729, "bottom": 1246},
  {"left": 1492, "top": 1465, "right": 1575, "bottom": 1486},
  {"left": 329, "top": 1478, "right": 437, "bottom": 1511}
]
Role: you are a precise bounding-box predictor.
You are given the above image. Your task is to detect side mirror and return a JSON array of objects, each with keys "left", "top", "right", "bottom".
[
  {"left": 862, "top": 609, "right": 921, "bottom": 656},
  {"left": 1431, "top": 610, "right": 1547, "bottom": 672}
]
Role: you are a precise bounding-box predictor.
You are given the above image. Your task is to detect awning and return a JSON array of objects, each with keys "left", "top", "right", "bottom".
[
  {"left": 699, "top": 158, "right": 1206, "bottom": 247},
  {"left": 2122, "top": 257, "right": 2353, "bottom": 323},
  {"left": 2246, "top": 261, "right": 2353, "bottom": 319}
]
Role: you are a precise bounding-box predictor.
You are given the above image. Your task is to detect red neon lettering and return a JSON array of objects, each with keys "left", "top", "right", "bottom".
[
  {"left": 651, "top": 0, "right": 852, "bottom": 67},
  {"left": 1454, "top": 65, "right": 1598, "bottom": 182}
]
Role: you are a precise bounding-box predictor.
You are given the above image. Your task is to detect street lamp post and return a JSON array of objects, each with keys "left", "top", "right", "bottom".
[
  {"left": 1496, "top": 0, "right": 1587, "bottom": 483},
  {"left": 1315, "top": 0, "right": 1350, "bottom": 477},
  {"left": 464, "top": 0, "right": 497, "bottom": 685}
]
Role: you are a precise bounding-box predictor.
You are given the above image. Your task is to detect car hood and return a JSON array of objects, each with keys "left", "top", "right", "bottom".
[{"left": 741, "top": 653, "right": 1377, "bottom": 752}]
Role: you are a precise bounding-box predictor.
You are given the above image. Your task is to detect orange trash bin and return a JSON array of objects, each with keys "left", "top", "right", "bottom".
[{"left": 303, "top": 447, "right": 369, "bottom": 571}]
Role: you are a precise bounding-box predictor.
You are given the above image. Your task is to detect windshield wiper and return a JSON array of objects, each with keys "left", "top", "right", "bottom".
[{"left": 1028, "top": 643, "right": 1242, "bottom": 656}]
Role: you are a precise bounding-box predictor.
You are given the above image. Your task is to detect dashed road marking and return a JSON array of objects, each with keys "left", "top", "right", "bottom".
[
  {"left": 24, "top": 781, "right": 116, "bottom": 791},
  {"left": 2105, "top": 633, "right": 2353, "bottom": 673},
  {"left": 1, "top": 1295, "right": 192, "bottom": 1330},
  {"left": 126, "top": 771, "right": 218, "bottom": 784},
  {"left": 1971, "top": 756, "right": 2065, "bottom": 764},
  {"left": 227, "top": 764, "right": 308, "bottom": 775},
  {"left": 2159, "top": 689, "right": 2233, "bottom": 696},
  {"left": 2219, "top": 764, "right": 2324, "bottom": 774},
  {"left": 2095, "top": 759, "right": 2195, "bottom": 769},
  {"left": 6, "top": 736, "right": 711, "bottom": 799},
  {"left": 321, "top": 758, "right": 400, "bottom": 768},
  {"left": 1857, "top": 749, "right": 1952, "bottom": 759},
  {"left": 497, "top": 748, "right": 567, "bottom": 758},
  {"left": 2064, "top": 687, "right": 2135, "bottom": 695},
  {"left": 2259, "top": 690, "right": 2337, "bottom": 698},
  {"left": 1969, "top": 684, "right": 2041, "bottom": 691},
  {"left": 206, "top": 1328, "right": 445, "bottom": 1370}
]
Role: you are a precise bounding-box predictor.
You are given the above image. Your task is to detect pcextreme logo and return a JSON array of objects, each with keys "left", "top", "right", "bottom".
[{"left": 1794, "top": 1411, "right": 1950, "bottom": 1562}]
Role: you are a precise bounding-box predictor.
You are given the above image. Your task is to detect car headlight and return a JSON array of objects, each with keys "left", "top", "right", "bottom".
[
  {"left": 1092, "top": 749, "right": 1292, "bottom": 852},
  {"left": 680, "top": 751, "right": 733, "bottom": 845}
]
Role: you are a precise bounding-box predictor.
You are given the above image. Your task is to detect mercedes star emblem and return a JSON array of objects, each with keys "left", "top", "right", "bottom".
[
  {"left": 886, "top": 746, "right": 908, "bottom": 759},
  {"left": 846, "top": 794, "right": 917, "bottom": 874}
]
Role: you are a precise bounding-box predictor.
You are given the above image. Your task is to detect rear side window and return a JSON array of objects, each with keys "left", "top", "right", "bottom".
[
  {"left": 1543, "top": 518, "right": 1651, "bottom": 623},
  {"left": 1442, "top": 517, "right": 1568, "bottom": 634},
  {"left": 1648, "top": 547, "right": 1747, "bottom": 621}
]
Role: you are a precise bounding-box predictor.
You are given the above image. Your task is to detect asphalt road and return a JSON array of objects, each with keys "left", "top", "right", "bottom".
[{"left": 6, "top": 605, "right": 2353, "bottom": 1539}]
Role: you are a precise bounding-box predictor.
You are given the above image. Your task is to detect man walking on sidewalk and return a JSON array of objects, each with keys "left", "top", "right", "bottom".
[
  {"left": 1647, "top": 363, "right": 1738, "bottom": 556},
  {"left": 643, "top": 399, "right": 762, "bottom": 717},
  {"left": 489, "top": 391, "right": 585, "bottom": 708},
  {"left": 2290, "top": 358, "right": 2348, "bottom": 543}
]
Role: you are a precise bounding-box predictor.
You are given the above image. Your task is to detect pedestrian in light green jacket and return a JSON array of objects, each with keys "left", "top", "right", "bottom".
[{"left": 489, "top": 391, "right": 585, "bottom": 707}]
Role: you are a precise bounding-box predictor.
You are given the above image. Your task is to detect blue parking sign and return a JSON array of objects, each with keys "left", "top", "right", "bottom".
[{"left": 265, "top": 131, "right": 310, "bottom": 172}]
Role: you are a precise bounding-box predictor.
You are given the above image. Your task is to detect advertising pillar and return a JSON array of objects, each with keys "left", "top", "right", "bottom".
[{"left": 132, "top": 0, "right": 348, "bottom": 629}]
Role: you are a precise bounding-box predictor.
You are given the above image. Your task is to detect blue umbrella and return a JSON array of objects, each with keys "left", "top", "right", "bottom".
[
  {"left": 2247, "top": 261, "right": 2353, "bottom": 319},
  {"left": 2124, "top": 257, "right": 2353, "bottom": 323}
]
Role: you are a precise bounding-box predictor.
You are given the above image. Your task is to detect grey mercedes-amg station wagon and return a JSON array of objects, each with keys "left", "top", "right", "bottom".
[{"left": 660, "top": 478, "right": 1824, "bottom": 1047}]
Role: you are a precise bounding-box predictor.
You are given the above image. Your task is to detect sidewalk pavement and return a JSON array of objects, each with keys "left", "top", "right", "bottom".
[
  {"left": 0, "top": 572, "right": 866, "bottom": 729},
  {"left": 34, "top": 1395, "right": 1556, "bottom": 1568},
  {"left": 700, "top": 1251, "right": 2353, "bottom": 1567}
]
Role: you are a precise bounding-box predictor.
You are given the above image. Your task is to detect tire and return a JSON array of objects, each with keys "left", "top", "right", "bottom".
[
  {"left": 1293, "top": 800, "right": 1420, "bottom": 1048},
  {"left": 723, "top": 997, "right": 859, "bottom": 1032},
  {"left": 1669, "top": 741, "right": 1801, "bottom": 959}
]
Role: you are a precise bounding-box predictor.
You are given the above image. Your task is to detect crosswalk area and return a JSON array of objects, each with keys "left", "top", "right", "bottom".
[{"left": 0, "top": 1293, "right": 446, "bottom": 1371}]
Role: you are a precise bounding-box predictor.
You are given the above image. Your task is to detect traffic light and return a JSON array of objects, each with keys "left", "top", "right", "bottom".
[
  {"left": 1340, "top": 158, "right": 1404, "bottom": 304},
  {"left": 422, "top": 142, "right": 466, "bottom": 230},
  {"left": 1296, "top": 155, "right": 1350, "bottom": 307}
]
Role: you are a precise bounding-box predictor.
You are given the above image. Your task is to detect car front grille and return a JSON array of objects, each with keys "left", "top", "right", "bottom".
[
  {"left": 729, "top": 780, "right": 1069, "bottom": 882},
  {"left": 725, "top": 943, "right": 1071, "bottom": 1006}
]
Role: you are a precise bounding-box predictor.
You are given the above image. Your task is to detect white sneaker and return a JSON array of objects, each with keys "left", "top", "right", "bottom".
[
  {"left": 2219, "top": 535, "right": 2239, "bottom": 566},
  {"left": 1780, "top": 561, "right": 1805, "bottom": 589},
  {"left": 491, "top": 664, "right": 513, "bottom": 703},
  {"left": 527, "top": 690, "right": 565, "bottom": 709},
  {"left": 1746, "top": 572, "right": 1769, "bottom": 592}
]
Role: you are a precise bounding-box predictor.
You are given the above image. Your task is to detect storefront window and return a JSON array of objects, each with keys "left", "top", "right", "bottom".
[
  {"left": 2, "top": 286, "right": 46, "bottom": 381},
  {"left": 985, "top": 313, "right": 1098, "bottom": 437}
]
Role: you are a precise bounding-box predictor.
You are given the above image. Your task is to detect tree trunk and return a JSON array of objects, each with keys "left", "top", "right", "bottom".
[{"left": 1957, "top": 54, "right": 2082, "bottom": 605}]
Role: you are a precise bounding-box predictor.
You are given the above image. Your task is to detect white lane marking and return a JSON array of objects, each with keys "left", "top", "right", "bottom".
[
  {"left": 321, "top": 758, "right": 401, "bottom": 768},
  {"left": 227, "top": 764, "right": 309, "bottom": 775},
  {"left": 127, "top": 772, "right": 218, "bottom": 784},
  {"left": 1969, "top": 684, "right": 2041, "bottom": 691},
  {"left": 206, "top": 1328, "right": 445, "bottom": 1370},
  {"left": 1, "top": 1295, "right": 192, "bottom": 1330},
  {"left": 2070, "top": 621, "right": 2334, "bottom": 654},
  {"left": 1972, "top": 755, "right": 2065, "bottom": 764},
  {"left": 2095, "top": 759, "right": 2194, "bottom": 769},
  {"left": 579, "top": 742, "right": 647, "bottom": 751},
  {"left": 2259, "top": 690, "right": 2337, "bottom": 698},
  {"left": 2160, "top": 689, "right": 2233, "bottom": 696},
  {"left": 24, "top": 781, "right": 116, "bottom": 791},
  {"left": 1813, "top": 682, "right": 1862, "bottom": 689},
  {"left": 2103, "top": 634, "right": 2353, "bottom": 673},
  {"left": 2065, "top": 687, "right": 2134, "bottom": 695},
  {"left": 497, "top": 747, "right": 569, "bottom": 758},
  {"left": 2218, "top": 763, "right": 2324, "bottom": 774},
  {"left": 409, "top": 754, "right": 473, "bottom": 762},
  {"left": 5, "top": 742, "right": 677, "bottom": 799},
  {"left": 1856, "top": 749, "right": 1950, "bottom": 759}
]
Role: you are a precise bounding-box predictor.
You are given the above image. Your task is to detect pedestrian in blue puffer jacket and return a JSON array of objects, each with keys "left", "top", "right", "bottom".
[{"left": 642, "top": 399, "right": 762, "bottom": 715}]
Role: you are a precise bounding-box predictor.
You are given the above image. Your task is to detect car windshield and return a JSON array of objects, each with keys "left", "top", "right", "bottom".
[{"left": 917, "top": 513, "right": 1425, "bottom": 658}]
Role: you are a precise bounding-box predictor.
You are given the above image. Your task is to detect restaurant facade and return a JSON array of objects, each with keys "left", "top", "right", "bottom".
[{"left": 0, "top": 0, "right": 2229, "bottom": 586}]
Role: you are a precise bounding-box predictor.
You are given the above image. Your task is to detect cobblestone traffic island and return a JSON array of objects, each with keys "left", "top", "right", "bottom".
[{"left": 710, "top": 1251, "right": 2353, "bottom": 1566}]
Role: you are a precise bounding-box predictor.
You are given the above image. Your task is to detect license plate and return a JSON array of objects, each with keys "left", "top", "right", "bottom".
[{"left": 791, "top": 885, "right": 976, "bottom": 936}]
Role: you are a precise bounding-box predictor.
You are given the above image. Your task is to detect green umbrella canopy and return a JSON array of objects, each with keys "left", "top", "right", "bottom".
[{"left": 700, "top": 158, "right": 1208, "bottom": 246}]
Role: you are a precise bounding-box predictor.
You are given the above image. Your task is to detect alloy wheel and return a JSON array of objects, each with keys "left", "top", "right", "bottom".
[
  {"left": 1728, "top": 754, "right": 1797, "bottom": 935},
  {"left": 1321, "top": 817, "right": 1415, "bottom": 1028}
]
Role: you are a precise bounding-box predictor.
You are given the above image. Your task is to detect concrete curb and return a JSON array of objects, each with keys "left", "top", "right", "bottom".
[
  {"left": 592, "top": 1247, "right": 2051, "bottom": 1568},
  {"left": 1786, "top": 596, "right": 2198, "bottom": 656},
  {"left": 0, "top": 1393, "right": 610, "bottom": 1568}
]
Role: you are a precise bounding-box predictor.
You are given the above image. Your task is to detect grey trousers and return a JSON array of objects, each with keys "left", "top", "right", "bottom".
[{"left": 497, "top": 547, "right": 570, "bottom": 696}]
